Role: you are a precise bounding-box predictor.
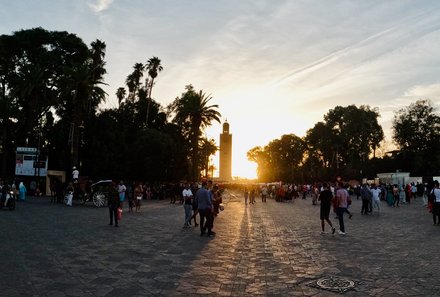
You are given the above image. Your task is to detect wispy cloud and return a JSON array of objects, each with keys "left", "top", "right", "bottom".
[
  {"left": 270, "top": 8, "right": 440, "bottom": 91},
  {"left": 88, "top": 0, "right": 113, "bottom": 13}
]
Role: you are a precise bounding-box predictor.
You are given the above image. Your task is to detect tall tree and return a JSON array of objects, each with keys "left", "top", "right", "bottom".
[
  {"left": 247, "top": 146, "right": 272, "bottom": 181},
  {"left": 0, "top": 28, "right": 95, "bottom": 175},
  {"left": 266, "top": 134, "right": 306, "bottom": 181},
  {"left": 54, "top": 38, "right": 107, "bottom": 170},
  {"left": 146, "top": 56, "right": 163, "bottom": 99},
  {"left": 145, "top": 56, "right": 163, "bottom": 125},
  {"left": 247, "top": 134, "right": 306, "bottom": 182},
  {"left": 392, "top": 99, "right": 440, "bottom": 175},
  {"left": 323, "top": 105, "right": 383, "bottom": 172},
  {"left": 393, "top": 99, "right": 440, "bottom": 152},
  {"left": 169, "top": 85, "right": 221, "bottom": 180},
  {"left": 116, "top": 87, "right": 126, "bottom": 106},
  {"left": 125, "top": 63, "right": 144, "bottom": 102},
  {"left": 199, "top": 137, "right": 218, "bottom": 178},
  {"left": 305, "top": 122, "right": 336, "bottom": 168}
]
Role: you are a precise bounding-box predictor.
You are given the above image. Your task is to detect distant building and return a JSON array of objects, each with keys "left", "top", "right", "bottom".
[
  {"left": 376, "top": 172, "right": 425, "bottom": 185},
  {"left": 219, "top": 121, "right": 232, "bottom": 181}
]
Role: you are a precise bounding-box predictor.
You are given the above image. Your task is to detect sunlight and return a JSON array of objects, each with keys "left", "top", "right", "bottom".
[
  {"left": 233, "top": 158, "right": 258, "bottom": 179},
  {"left": 210, "top": 151, "right": 258, "bottom": 180},
  {"left": 206, "top": 87, "right": 313, "bottom": 181}
]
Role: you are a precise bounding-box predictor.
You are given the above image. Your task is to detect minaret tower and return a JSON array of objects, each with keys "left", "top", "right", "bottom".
[{"left": 219, "top": 121, "right": 232, "bottom": 181}]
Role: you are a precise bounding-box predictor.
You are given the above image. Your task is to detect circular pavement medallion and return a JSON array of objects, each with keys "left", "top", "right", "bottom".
[
  {"left": 317, "top": 276, "right": 355, "bottom": 292},
  {"left": 306, "top": 275, "right": 358, "bottom": 294}
]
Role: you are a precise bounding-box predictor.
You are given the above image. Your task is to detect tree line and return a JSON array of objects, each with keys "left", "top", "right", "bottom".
[
  {"left": 0, "top": 28, "right": 220, "bottom": 182},
  {"left": 247, "top": 100, "right": 440, "bottom": 182},
  {"left": 1, "top": 28, "right": 439, "bottom": 184}
]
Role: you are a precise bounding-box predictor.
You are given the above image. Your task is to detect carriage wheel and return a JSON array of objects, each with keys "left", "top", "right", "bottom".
[{"left": 93, "top": 192, "right": 106, "bottom": 207}]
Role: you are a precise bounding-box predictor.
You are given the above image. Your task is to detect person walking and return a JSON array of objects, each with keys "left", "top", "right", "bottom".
[
  {"left": 197, "top": 181, "right": 214, "bottom": 237},
  {"left": 117, "top": 180, "right": 126, "bottom": 208},
  {"left": 335, "top": 182, "right": 349, "bottom": 235},
  {"left": 392, "top": 184, "right": 400, "bottom": 207},
  {"left": 319, "top": 183, "right": 336, "bottom": 234},
  {"left": 127, "top": 182, "right": 134, "bottom": 213},
  {"left": 134, "top": 183, "right": 143, "bottom": 212},
  {"left": 399, "top": 184, "right": 406, "bottom": 204},
  {"left": 11, "top": 182, "right": 18, "bottom": 201},
  {"left": 430, "top": 181, "right": 440, "bottom": 225},
  {"left": 244, "top": 187, "right": 249, "bottom": 204},
  {"left": 65, "top": 182, "right": 74, "bottom": 206},
  {"left": 209, "top": 183, "right": 220, "bottom": 230},
  {"left": 211, "top": 185, "right": 221, "bottom": 217},
  {"left": 182, "top": 183, "right": 194, "bottom": 227},
  {"left": 261, "top": 185, "right": 268, "bottom": 203},
  {"left": 360, "top": 184, "right": 372, "bottom": 215},
  {"left": 189, "top": 183, "right": 199, "bottom": 227},
  {"left": 18, "top": 182, "right": 26, "bottom": 201},
  {"left": 370, "top": 184, "right": 382, "bottom": 214},
  {"left": 249, "top": 187, "right": 256, "bottom": 204},
  {"left": 108, "top": 182, "right": 120, "bottom": 227}
]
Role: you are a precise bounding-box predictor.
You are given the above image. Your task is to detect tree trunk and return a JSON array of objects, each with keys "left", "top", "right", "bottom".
[
  {"left": 190, "top": 123, "right": 201, "bottom": 180},
  {"left": 145, "top": 78, "right": 154, "bottom": 126},
  {"left": 0, "top": 125, "right": 8, "bottom": 176}
]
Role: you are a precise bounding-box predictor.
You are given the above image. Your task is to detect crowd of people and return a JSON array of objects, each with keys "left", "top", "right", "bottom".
[
  {"left": 96, "top": 178, "right": 223, "bottom": 235},
  {"left": 240, "top": 180, "right": 440, "bottom": 236},
  {"left": 56, "top": 177, "right": 440, "bottom": 236},
  {"left": 3, "top": 170, "right": 439, "bottom": 237},
  {"left": 0, "top": 178, "right": 30, "bottom": 201}
]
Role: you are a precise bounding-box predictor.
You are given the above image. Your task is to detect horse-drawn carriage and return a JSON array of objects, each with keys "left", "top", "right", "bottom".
[{"left": 64, "top": 179, "right": 113, "bottom": 207}]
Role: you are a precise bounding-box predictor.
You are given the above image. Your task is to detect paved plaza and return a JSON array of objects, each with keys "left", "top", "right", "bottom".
[{"left": 1, "top": 190, "right": 439, "bottom": 297}]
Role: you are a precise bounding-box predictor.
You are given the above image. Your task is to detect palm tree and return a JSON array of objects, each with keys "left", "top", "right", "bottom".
[
  {"left": 89, "top": 39, "right": 107, "bottom": 82},
  {"left": 145, "top": 57, "right": 163, "bottom": 125},
  {"left": 146, "top": 56, "right": 163, "bottom": 99},
  {"left": 200, "top": 137, "right": 218, "bottom": 177},
  {"left": 116, "top": 87, "right": 126, "bottom": 106},
  {"left": 61, "top": 62, "right": 107, "bottom": 168},
  {"left": 126, "top": 63, "right": 144, "bottom": 102},
  {"left": 170, "top": 85, "right": 221, "bottom": 179}
]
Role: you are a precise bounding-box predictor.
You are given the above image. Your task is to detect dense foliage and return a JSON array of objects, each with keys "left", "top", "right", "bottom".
[
  {"left": 0, "top": 28, "right": 220, "bottom": 182},
  {"left": 392, "top": 99, "right": 440, "bottom": 176},
  {"left": 1, "top": 28, "right": 438, "bottom": 184},
  {"left": 248, "top": 103, "right": 440, "bottom": 182}
]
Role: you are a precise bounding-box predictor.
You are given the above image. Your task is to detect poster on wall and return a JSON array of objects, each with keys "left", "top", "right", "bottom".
[{"left": 15, "top": 147, "right": 48, "bottom": 177}]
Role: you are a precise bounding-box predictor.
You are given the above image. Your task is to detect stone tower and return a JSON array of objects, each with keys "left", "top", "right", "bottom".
[{"left": 219, "top": 121, "right": 232, "bottom": 181}]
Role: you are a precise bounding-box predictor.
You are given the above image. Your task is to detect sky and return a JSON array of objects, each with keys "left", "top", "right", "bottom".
[{"left": 2, "top": 0, "right": 440, "bottom": 178}]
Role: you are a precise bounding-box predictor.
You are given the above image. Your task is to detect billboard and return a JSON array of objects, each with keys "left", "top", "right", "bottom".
[{"left": 15, "top": 147, "right": 48, "bottom": 176}]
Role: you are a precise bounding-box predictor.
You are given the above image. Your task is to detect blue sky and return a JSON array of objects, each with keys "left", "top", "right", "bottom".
[{"left": 2, "top": 0, "right": 440, "bottom": 177}]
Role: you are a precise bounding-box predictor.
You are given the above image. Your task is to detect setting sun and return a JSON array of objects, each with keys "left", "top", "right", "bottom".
[{"left": 206, "top": 105, "right": 311, "bottom": 180}]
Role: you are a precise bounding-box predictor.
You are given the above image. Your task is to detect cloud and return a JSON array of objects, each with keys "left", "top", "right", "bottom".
[
  {"left": 404, "top": 83, "right": 440, "bottom": 99},
  {"left": 88, "top": 0, "right": 113, "bottom": 13}
]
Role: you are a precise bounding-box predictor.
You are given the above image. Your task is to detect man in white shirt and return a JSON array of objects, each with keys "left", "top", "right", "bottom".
[
  {"left": 370, "top": 184, "right": 382, "bottom": 214},
  {"left": 182, "top": 183, "right": 194, "bottom": 227},
  {"left": 72, "top": 166, "right": 79, "bottom": 182}
]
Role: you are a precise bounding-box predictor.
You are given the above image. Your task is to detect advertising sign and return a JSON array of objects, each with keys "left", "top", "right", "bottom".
[{"left": 15, "top": 147, "right": 48, "bottom": 176}]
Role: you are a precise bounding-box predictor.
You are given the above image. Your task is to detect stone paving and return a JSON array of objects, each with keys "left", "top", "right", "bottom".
[{"left": 0, "top": 190, "right": 439, "bottom": 297}]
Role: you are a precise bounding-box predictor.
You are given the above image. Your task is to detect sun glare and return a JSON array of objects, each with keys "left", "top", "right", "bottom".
[{"left": 233, "top": 158, "right": 258, "bottom": 179}]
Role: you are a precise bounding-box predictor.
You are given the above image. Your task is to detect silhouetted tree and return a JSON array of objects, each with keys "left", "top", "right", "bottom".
[
  {"left": 392, "top": 99, "right": 440, "bottom": 175},
  {"left": 169, "top": 85, "right": 221, "bottom": 180}
]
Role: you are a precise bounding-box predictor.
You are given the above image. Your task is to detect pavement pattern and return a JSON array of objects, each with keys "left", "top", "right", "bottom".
[{"left": 0, "top": 190, "right": 439, "bottom": 297}]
